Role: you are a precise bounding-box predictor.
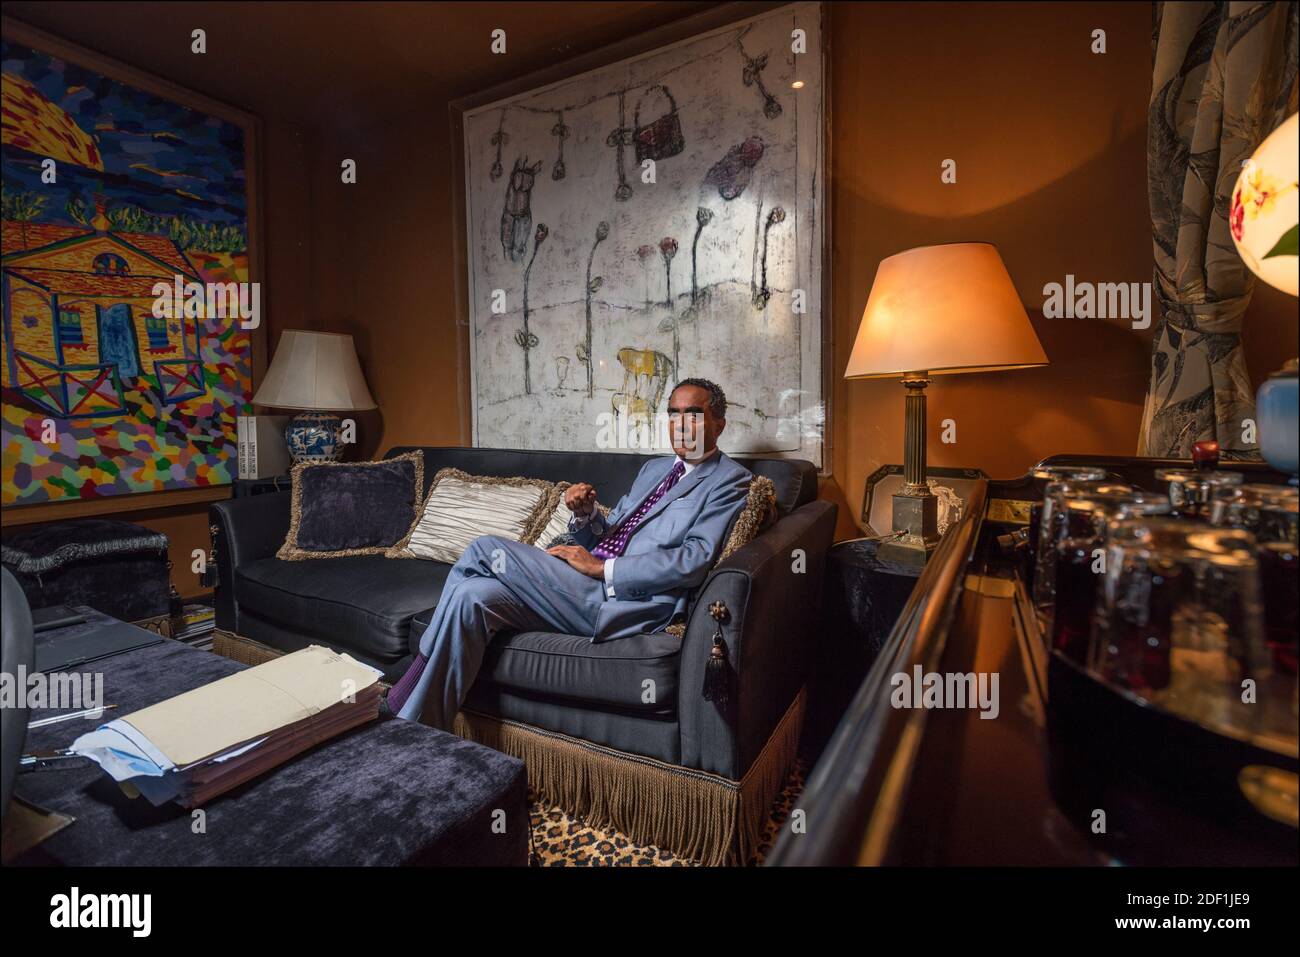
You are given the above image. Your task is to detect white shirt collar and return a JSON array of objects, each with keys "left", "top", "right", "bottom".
[{"left": 676, "top": 448, "right": 719, "bottom": 475}]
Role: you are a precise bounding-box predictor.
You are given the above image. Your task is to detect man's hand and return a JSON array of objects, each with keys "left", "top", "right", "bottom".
[
  {"left": 546, "top": 544, "right": 605, "bottom": 579},
  {"left": 564, "top": 482, "right": 597, "bottom": 517}
]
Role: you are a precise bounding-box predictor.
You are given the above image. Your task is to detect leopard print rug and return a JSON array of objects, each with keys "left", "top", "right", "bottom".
[{"left": 527, "top": 758, "right": 806, "bottom": 866}]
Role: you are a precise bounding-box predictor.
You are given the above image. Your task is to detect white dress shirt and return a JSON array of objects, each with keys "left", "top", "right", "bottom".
[{"left": 579, "top": 452, "right": 711, "bottom": 599}]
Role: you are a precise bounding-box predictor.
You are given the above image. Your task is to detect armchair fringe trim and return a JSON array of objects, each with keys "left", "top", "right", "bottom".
[{"left": 453, "top": 687, "right": 804, "bottom": 866}]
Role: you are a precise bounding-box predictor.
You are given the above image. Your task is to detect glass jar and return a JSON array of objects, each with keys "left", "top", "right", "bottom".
[
  {"left": 1208, "top": 483, "right": 1299, "bottom": 544},
  {"left": 1210, "top": 483, "right": 1299, "bottom": 700},
  {"left": 1034, "top": 482, "right": 1139, "bottom": 617},
  {"left": 1090, "top": 519, "right": 1290, "bottom": 749},
  {"left": 1023, "top": 467, "right": 1109, "bottom": 593},
  {"left": 1258, "top": 542, "right": 1299, "bottom": 676},
  {"left": 1043, "top": 487, "right": 1171, "bottom": 662},
  {"left": 1154, "top": 467, "right": 1244, "bottom": 521}
]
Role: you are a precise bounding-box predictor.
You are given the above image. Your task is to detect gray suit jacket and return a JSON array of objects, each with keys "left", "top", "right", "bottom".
[{"left": 569, "top": 451, "right": 752, "bottom": 641}]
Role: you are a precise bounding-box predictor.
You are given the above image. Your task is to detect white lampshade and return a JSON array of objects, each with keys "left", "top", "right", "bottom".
[
  {"left": 845, "top": 242, "right": 1047, "bottom": 379},
  {"left": 1231, "top": 112, "right": 1299, "bottom": 297},
  {"left": 253, "top": 330, "right": 376, "bottom": 411}
]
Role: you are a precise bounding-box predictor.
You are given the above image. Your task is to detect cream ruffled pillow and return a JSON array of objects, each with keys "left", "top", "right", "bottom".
[{"left": 386, "top": 468, "right": 559, "bottom": 562}]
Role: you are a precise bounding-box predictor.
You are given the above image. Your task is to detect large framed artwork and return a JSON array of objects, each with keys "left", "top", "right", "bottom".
[
  {"left": 1, "top": 19, "right": 260, "bottom": 509},
  {"left": 460, "top": 2, "right": 827, "bottom": 467}
]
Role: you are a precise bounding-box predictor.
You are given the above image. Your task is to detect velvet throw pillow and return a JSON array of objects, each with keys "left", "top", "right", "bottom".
[
  {"left": 386, "top": 468, "right": 558, "bottom": 563},
  {"left": 716, "top": 475, "right": 778, "bottom": 563},
  {"left": 278, "top": 453, "right": 424, "bottom": 561},
  {"left": 664, "top": 475, "right": 777, "bottom": 637}
]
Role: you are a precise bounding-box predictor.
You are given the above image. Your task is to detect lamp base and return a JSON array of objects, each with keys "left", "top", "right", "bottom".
[
  {"left": 285, "top": 411, "right": 344, "bottom": 464},
  {"left": 1256, "top": 358, "right": 1297, "bottom": 478},
  {"left": 878, "top": 487, "right": 941, "bottom": 566}
]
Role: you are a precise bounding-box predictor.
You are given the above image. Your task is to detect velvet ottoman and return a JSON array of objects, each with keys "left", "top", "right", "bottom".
[
  {"left": 1, "top": 519, "right": 173, "bottom": 624},
  {"left": 10, "top": 638, "right": 529, "bottom": 866}
]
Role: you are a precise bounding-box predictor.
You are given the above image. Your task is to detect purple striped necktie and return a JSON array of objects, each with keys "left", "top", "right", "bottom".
[{"left": 592, "top": 459, "right": 686, "bottom": 559}]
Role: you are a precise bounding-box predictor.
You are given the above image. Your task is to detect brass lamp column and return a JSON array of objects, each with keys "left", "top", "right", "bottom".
[
  {"left": 845, "top": 243, "right": 1049, "bottom": 565},
  {"left": 881, "top": 371, "right": 940, "bottom": 564}
]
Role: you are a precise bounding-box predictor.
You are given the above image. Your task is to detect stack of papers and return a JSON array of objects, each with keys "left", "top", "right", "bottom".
[{"left": 69, "top": 646, "right": 382, "bottom": 807}]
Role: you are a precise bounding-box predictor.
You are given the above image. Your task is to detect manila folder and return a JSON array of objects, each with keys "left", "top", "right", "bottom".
[{"left": 121, "top": 645, "right": 380, "bottom": 767}]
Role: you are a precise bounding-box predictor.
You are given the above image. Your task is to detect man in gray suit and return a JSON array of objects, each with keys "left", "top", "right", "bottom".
[{"left": 386, "top": 378, "right": 752, "bottom": 731}]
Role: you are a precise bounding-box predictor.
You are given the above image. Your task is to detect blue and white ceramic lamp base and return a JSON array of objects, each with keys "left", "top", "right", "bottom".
[
  {"left": 285, "top": 411, "right": 344, "bottom": 463},
  {"left": 1257, "top": 358, "right": 1298, "bottom": 480}
]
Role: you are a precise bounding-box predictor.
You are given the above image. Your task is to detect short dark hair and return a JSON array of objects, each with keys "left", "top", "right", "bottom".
[{"left": 671, "top": 378, "right": 726, "bottom": 419}]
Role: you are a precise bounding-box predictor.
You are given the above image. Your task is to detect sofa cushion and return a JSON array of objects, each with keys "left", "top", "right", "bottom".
[
  {"left": 409, "top": 608, "right": 679, "bottom": 712},
  {"left": 462, "top": 685, "right": 682, "bottom": 764},
  {"left": 742, "top": 458, "right": 817, "bottom": 515},
  {"left": 387, "top": 468, "right": 558, "bottom": 562},
  {"left": 278, "top": 453, "right": 424, "bottom": 560},
  {"left": 718, "top": 475, "right": 778, "bottom": 560},
  {"left": 238, "top": 555, "right": 450, "bottom": 663}
]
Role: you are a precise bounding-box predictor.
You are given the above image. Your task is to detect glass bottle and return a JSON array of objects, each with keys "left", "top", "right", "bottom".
[{"left": 1155, "top": 439, "right": 1246, "bottom": 521}]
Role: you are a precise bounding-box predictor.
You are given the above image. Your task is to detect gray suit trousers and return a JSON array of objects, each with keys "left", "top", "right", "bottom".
[{"left": 395, "top": 534, "right": 607, "bottom": 730}]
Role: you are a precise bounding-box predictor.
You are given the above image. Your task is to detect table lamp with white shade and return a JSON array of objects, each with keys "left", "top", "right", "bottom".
[
  {"left": 252, "top": 330, "right": 377, "bottom": 463},
  {"left": 845, "top": 242, "right": 1048, "bottom": 564}
]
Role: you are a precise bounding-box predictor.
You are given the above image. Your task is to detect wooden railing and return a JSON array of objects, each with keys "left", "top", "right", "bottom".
[{"left": 766, "top": 479, "right": 989, "bottom": 865}]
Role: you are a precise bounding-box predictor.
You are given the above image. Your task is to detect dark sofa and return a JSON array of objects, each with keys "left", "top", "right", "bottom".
[{"left": 210, "top": 446, "right": 836, "bottom": 863}]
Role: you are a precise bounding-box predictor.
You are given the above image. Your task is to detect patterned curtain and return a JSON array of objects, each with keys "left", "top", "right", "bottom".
[{"left": 1140, "top": 1, "right": 1298, "bottom": 458}]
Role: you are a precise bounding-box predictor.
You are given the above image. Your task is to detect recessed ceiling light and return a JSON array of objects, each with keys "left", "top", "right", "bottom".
[{"left": 791, "top": 80, "right": 804, "bottom": 89}]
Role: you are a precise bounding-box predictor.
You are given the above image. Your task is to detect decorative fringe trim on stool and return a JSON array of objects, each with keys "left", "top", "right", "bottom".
[
  {"left": 453, "top": 687, "right": 805, "bottom": 866},
  {"left": 2, "top": 533, "right": 168, "bottom": 575}
]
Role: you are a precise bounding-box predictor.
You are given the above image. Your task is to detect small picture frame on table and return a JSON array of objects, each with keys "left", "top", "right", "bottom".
[{"left": 860, "top": 465, "right": 989, "bottom": 539}]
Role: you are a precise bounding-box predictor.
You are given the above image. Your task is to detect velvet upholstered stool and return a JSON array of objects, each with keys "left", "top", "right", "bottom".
[
  {"left": 9, "top": 637, "right": 529, "bottom": 867},
  {"left": 1, "top": 519, "right": 175, "bottom": 630}
]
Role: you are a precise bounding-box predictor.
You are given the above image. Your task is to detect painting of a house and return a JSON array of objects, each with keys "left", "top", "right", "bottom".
[
  {"left": 1, "top": 31, "right": 256, "bottom": 506},
  {"left": 3, "top": 204, "right": 207, "bottom": 418}
]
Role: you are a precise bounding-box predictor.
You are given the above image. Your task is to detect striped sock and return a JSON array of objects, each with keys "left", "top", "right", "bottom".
[{"left": 385, "top": 652, "right": 429, "bottom": 715}]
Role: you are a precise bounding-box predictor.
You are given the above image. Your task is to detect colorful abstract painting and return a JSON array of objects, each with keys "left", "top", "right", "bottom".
[
  {"left": 462, "top": 2, "right": 826, "bottom": 467},
  {"left": 1, "top": 34, "right": 254, "bottom": 506}
]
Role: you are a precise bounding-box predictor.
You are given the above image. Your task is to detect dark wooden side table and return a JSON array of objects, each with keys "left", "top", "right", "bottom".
[
  {"left": 233, "top": 475, "right": 290, "bottom": 498},
  {"left": 803, "top": 537, "right": 922, "bottom": 763}
]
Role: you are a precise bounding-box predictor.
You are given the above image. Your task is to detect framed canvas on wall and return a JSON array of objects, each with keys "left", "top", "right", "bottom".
[
  {"left": 1, "top": 17, "right": 264, "bottom": 519},
  {"left": 452, "top": 1, "right": 829, "bottom": 469}
]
